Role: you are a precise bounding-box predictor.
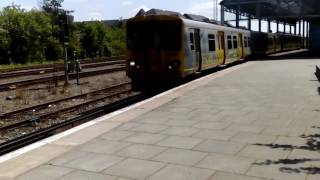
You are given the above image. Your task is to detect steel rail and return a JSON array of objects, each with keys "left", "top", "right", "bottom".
[
  {"left": 0, "top": 56, "right": 125, "bottom": 73},
  {"left": 0, "top": 66, "right": 126, "bottom": 91},
  {"left": 0, "top": 93, "right": 146, "bottom": 155},
  {"left": 0, "top": 60, "right": 125, "bottom": 79},
  {"left": 0, "top": 82, "right": 131, "bottom": 118},
  {"left": 0, "top": 88, "right": 132, "bottom": 131}
]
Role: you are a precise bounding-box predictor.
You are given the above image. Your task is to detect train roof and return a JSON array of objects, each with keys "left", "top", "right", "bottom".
[
  {"left": 182, "top": 18, "right": 250, "bottom": 33},
  {"left": 132, "top": 8, "right": 250, "bottom": 33}
]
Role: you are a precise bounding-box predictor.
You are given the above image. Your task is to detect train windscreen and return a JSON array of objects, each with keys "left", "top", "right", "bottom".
[{"left": 127, "top": 20, "right": 182, "bottom": 50}]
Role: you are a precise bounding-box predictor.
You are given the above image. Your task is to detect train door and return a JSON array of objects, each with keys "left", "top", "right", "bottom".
[
  {"left": 189, "top": 28, "right": 202, "bottom": 72},
  {"left": 194, "top": 29, "right": 202, "bottom": 72},
  {"left": 237, "top": 33, "right": 244, "bottom": 59},
  {"left": 217, "top": 31, "right": 225, "bottom": 65}
]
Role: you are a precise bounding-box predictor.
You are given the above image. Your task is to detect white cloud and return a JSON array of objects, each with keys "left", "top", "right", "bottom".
[
  {"left": 21, "top": 5, "right": 36, "bottom": 11},
  {"left": 187, "top": 1, "right": 219, "bottom": 19},
  {"left": 88, "top": 12, "right": 103, "bottom": 20},
  {"left": 129, "top": 5, "right": 150, "bottom": 17},
  {"left": 122, "top": 0, "right": 133, "bottom": 6},
  {"left": 68, "top": 0, "right": 89, "bottom": 2}
]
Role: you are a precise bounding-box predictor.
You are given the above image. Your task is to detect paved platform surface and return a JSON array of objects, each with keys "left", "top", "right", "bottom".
[{"left": 1, "top": 57, "right": 320, "bottom": 180}]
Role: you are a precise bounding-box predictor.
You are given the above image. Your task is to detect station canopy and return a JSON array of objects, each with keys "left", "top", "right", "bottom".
[{"left": 221, "top": 0, "right": 320, "bottom": 23}]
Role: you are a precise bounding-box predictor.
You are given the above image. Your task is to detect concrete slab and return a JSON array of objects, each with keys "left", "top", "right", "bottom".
[
  {"left": 148, "top": 164, "right": 214, "bottom": 180},
  {"left": 261, "top": 126, "right": 306, "bottom": 137},
  {"left": 57, "top": 171, "right": 116, "bottom": 180},
  {"left": 104, "top": 158, "right": 165, "bottom": 180},
  {"left": 230, "top": 132, "right": 277, "bottom": 144},
  {"left": 239, "top": 145, "right": 290, "bottom": 160},
  {"left": 62, "top": 153, "right": 124, "bottom": 172},
  {"left": 210, "top": 172, "right": 270, "bottom": 180},
  {"left": 193, "top": 139, "right": 246, "bottom": 155},
  {"left": 124, "top": 132, "right": 167, "bottom": 145},
  {"left": 51, "top": 122, "right": 122, "bottom": 146},
  {"left": 16, "top": 165, "right": 73, "bottom": 180},
  {"left": 193, "top": 122, "right": 231, "bottom": 130},
  {"left": 156, "top": 136, "right": 203, "bottom": 149},
  {"left": 152, "top": 148, "right": 207, "bottom": 166},
  {"left": 78, "top": 139, "right": 131, "bottom": 154},
  {"left": 130, "top": 124, "right": 169, "bottom": 133},
  {"left": 0, "top": 145, "right": 71, "bottom": 178},
  {"left": 116, "top": 144, "right": 167, "bottom": 160},
  {"left": 100, "top": 130, "right": 135, "bottom": 141},
  {"left": 226, "top": 124, "right": 265, "bottom": 133},
  {"left": 196, "top": 153, "right": 255, "bottom": 174},
  {"left": 165, "top": 119, "right": 199, "bottom": 127},
  {"left": 247, "top": 164, "right": 308, "bottom": 180},
  {"left": 192, "top": 129, "right": 238, "bottom": 141},
  {"left": 160, "top": 127, "right": 200, "bottom": 137}
]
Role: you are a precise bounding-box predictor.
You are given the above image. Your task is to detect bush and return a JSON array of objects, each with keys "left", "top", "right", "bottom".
[{"left": 0, "top": 5, "right": 126, "bottom": 65}]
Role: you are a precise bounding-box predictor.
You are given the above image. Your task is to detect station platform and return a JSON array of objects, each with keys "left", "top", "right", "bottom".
[{"left": 1, "top": 53, "right": 320, "bottom": 180}]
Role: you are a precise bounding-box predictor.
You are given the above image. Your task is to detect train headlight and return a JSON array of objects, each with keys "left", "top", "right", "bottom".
[
  {"left": 168, "top": 60, "right": 180, "bottom": 70},
  {"left": 130, "top": 61, "right": 135, "bottom": 67}
]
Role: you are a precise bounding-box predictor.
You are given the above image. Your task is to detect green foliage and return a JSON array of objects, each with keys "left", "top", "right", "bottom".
[
  {"left": 0, "top": 4, "right": 126, "bottom": 65},
  {"left": 41, "top": 0, "right": 64, "bottom": 13},
  {"left": 107, "top": 24, "right": 126, "bottom": 56},
  {"left": 0, "top": 5, "right": 53, "bottom": 64},
  {"left": 79, "top": 22, "right": 111, "bottom": 58}
]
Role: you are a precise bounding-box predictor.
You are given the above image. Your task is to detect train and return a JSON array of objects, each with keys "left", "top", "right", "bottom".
[{"left": 126, "top": 9, "right": 301, "bottom": 90}]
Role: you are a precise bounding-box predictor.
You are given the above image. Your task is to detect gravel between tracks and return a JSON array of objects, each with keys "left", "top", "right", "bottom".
[{"left": 0, "top": 71, "right": 130, "bottom": 115}]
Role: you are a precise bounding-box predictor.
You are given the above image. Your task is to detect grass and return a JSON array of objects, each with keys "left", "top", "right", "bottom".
[{"left": 0, "top": 60, "right": 64, "bottom": 72}]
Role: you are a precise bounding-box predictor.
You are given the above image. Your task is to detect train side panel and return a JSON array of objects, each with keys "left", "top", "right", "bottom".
[{"left": 182, "top": 19, "right": 252, "bottom": 77}]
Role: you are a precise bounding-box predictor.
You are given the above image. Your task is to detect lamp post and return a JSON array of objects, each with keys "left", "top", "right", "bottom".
[
  {"left": 213, "top": 0, "right": 218, "bottom": 21},
  {"left": 64, "top": 41, "right": 69, "bottom": 85}
]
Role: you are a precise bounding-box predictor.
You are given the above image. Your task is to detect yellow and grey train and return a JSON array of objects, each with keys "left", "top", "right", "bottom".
[{"left": 126, "top": 9, "right": 301, "bottom": 90}]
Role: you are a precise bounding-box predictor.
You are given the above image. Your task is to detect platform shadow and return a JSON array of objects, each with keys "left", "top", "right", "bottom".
[
  {"left": 256, "top": 50, "right": 320, "bottom": 61},
  {"left": 253, "top": 126, "right": 320, "bottom": 174}
]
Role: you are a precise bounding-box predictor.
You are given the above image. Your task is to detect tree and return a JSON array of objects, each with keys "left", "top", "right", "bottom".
[
  {"left": 40, "top": 0, "right": 64, "bottom": 13},
  {"left": 0, "top": 14, "right": 10, "bottom": 64},
  {"left": 80, "top": 22, "right": 99, "bottom": 58},
  {"left": 0, "top": 5, "right": 53, "bottom": 64},
  {"left": 26, "top": 10, "right": 52, "bottom": 62},
  {"left": 40, "top": 0, "right": 65, "bottom": 62}
]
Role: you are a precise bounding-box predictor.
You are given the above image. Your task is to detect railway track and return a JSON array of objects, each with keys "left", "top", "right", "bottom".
[
  {"left": 0, "top": 87, "right": 132, "bottom": 131},
  {"left": 0, "top": 93, "right": 145, "bottom": 155},
  {"left": 0, "top": 65, "right": 126, "bottom": 91},
  {"left": 0, "top": 82, "right": 131, "bottom": 119},
  {"left": 0, "top": 56, "right": 125, "bottom": 73},
  {"left": 0, "top": 60, "right": 125, "bottom": 79}
]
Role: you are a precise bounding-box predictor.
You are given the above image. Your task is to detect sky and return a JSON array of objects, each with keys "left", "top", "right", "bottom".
[
  {"left": 0, "top": 0, "right": 223, "bottom": 21},
  {"left": 0, "top": 0, "right": 305, "bottom": 34}
]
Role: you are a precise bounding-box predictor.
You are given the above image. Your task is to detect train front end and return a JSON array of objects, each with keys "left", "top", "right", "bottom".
[{"left": 126, "top": 15, "right": 184, "bottom": 90}]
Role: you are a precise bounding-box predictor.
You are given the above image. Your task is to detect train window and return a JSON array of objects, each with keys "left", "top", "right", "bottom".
[
  {"left": 208, "top": 34, "right": 216, "bottom": 52},
  {"left": 127, "top": 21, "right": 182, "bottom": 50},
  {"left": 248, "top": 37, "right": 251, "bottom": 47},
  {"left": 233, "top": 36, "right": 238, "bottom": 49},
  {"left": 227, "top": 35, "right": 232, "bottom": 49},
  {"left": 244, "top": 37, "right": 248, "bottom": 47},
  {"left": 190, "top": 32, "right": 195, "bottom": 50}
]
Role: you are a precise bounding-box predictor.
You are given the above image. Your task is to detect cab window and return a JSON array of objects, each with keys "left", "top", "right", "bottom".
[
  {"left": 244, "top": 37, "right": 248, "bottom": 47},
  {"left": 190, "top": 32, "right": 195, "bottom": 51},
  {"left": 233, "top": 36, "right": 238, "bottom": 49},
  {"left": 208, "top": 34, "right": 216, "bottom": 52},
  {"left": 227, "top": 35, "right": 232, "bottom": 49}
]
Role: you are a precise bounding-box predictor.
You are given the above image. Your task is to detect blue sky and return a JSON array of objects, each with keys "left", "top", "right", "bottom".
[
  {"left": 0, "top": 0, "right": 305, "bottom": 34},
  {"left": 0, "top": 0, "right": 223, "bottom": 21}
]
